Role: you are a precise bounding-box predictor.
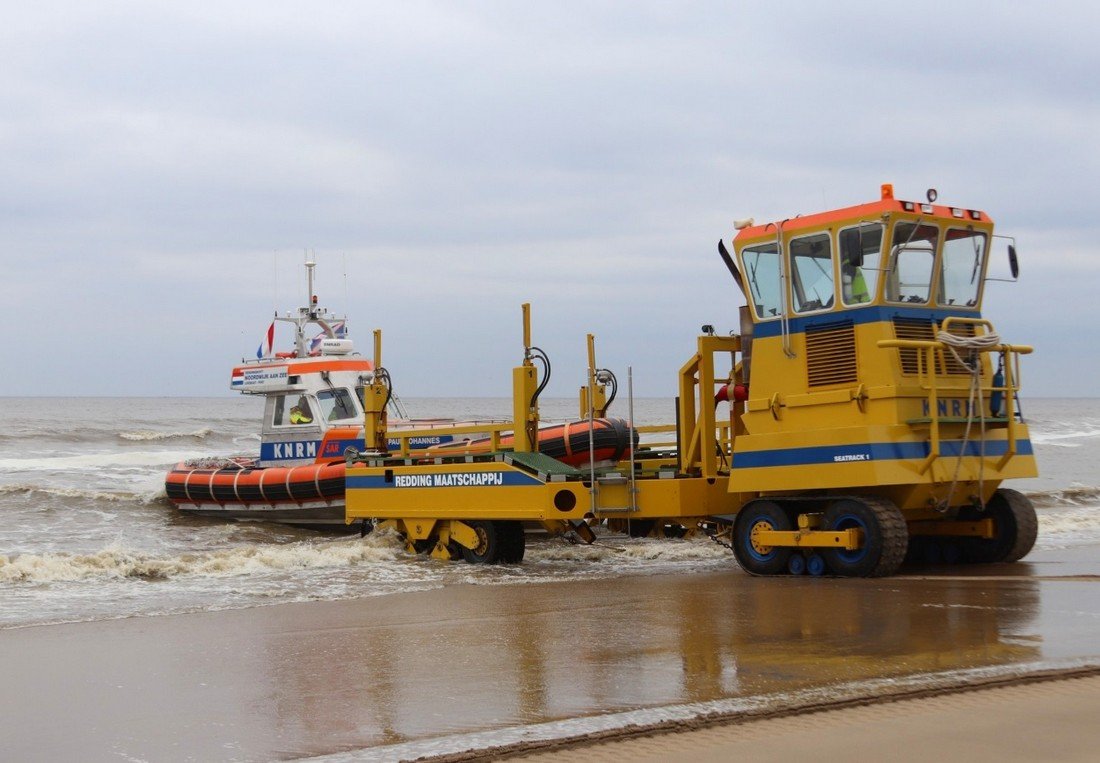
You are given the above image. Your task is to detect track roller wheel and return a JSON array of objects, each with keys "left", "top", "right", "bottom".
[
  {"left": 732, "top": 501, "right": 792, "bottom": 576},
  {"left": 787, "top": 554, "right": 806, "bottom": 575},
  {"left": 807, "top": 553, "right": 827, "bottom": 577},
  {"left": 822, "top": 497, "right": 908, "bottom": 577},
  {"left": 460, "top": 520, "right": 525, "bottom": 564},
  {"left": 959, "top": 489, "right": 1038, "bottom": 564}
]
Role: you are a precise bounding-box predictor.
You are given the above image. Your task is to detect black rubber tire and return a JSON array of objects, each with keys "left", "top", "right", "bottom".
[
  {"left": 959, "top": 488, "right": 1038, "bottom": 564},
  {"left": 822, "top": 497, "right": 908, "bottom": 577},
  {"left": 627, "top": 519, "right": 656, "bottom": 538},
  {"left": 460, "top": 520, "right": 503, "bottom": 564},
  {"left": 731, "top": 500, "right": 793, "bottom": 576},
  {"left": 497, "top": 520, "right": 526, "bottom": 563}
]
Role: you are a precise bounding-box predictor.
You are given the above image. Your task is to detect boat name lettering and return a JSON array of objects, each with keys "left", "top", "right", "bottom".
[
  {"left": 272, "top": 441, "right": 318, "bottom": 459},
  {"left": 242, "top": 367, "right": 289, "bottom": 387},
  {"left": 386, "top": 436, "right": 446, "bottom": 448},
  {"left": 393, "top": 472, "right": 506, "bottom": 488},
  {"left": 833, "top": 453, "right": 871, "bottom": 462}
]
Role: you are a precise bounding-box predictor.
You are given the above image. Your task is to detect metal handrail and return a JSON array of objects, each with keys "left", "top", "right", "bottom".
[{"left": 877, "top": 337, "right": 1031, "bottom": 472}]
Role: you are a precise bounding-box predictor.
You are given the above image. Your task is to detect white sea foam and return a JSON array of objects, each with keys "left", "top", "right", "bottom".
[
  {"left": 1036, "top": 505, "right": 1100, "bottom": 549},
  {"left": 1031, "top": 427, "right": 1100, "bottom": 447},
  {"left": 0, "top": 534, "right": 408, "bottom": 584},
  {"left": 0, "top": 483, "right": 163, "bottom": 504},
  {"left": 0, "top": 450, "right": 202, "bottom": 471},
  {"left": 118, "top": 428, "right": 214, "bottom": 442},
  {"left": 526, "top": 537, "right": 729, "bottom": 564}
]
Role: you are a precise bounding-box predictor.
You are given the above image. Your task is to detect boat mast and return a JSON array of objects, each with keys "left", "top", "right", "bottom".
[{"left": 267, "top": 258, "right": 346, "bottom": 359}]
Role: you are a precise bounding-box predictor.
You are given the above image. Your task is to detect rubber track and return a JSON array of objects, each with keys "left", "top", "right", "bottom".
[
  {"left": 862, "top": 495, "right": 909, "bottom": 577},
  {"left": 998, "top": 488, "right": 1039, "bottom": 563}
]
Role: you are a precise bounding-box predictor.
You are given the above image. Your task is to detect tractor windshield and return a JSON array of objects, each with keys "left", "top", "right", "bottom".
[{"left": 886, "top": 222, "right": 938, "bottom": 304}]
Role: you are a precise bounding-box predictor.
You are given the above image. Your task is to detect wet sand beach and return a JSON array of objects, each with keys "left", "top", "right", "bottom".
[
  {"left": 3, "top": 544, "right": 1100, "bottom": 761},
  {"left": 513, "top": 672, "right": 1100, "bottom": 762}
]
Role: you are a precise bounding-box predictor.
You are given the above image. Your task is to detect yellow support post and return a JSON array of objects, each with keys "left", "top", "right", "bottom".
[
  {"left": 512, "top": 303, "right": 539, "bottom": 453},
  {"left": 580, "top": 333, "right": 608, "bottom": 419},
  {"left": 363, "top": 329, "right": 390, "bottom": 452}
]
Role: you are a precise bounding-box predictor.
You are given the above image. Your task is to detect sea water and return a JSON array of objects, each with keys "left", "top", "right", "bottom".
[{"left": 0, "top": 396, "right": 1097, "bottom": 630}]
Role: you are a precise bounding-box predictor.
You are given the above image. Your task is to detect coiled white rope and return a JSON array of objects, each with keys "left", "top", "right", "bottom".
[{"left": 936, "top": 330, "right": 1001, "bottom": 512}]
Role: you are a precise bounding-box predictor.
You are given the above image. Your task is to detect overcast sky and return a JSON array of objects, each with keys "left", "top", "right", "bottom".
[{"left": 4, "top": 1, "right": 1097, "bottom": 398}]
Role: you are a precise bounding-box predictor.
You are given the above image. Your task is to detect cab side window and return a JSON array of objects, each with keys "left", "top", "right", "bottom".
[
  {"left": 742, "top": 242, "right": 783, "bottom": 319},
  {"left": 317, "top": 388, "right": 358, "bottom": 421},
  {"left": 272, "top": 395, "right": 288, "bottom": 426},
  {"left": 789, "top": 233, "right": 834, "bottom": 313},
  {"left": 839, "top": 223, "right": 883, "bottom": 305}
]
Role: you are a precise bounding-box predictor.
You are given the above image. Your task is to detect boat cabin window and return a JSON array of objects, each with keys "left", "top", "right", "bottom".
[
  {"left": 317, "top": 387, "right": 359, "bottom": 422},
  {"left": 938, "top": 228, "right": 987, "bottom": 307},
  {"left": 885, "top": 222, "right": 938, "bottom": 304},
  {"left": 839, "top": 223, "right": 884, "bottom": 306},
  {"left": 742, "top": 242, "right": 783, "bottom": 320},
  {"left": 272, "top": 394, "right": 316, "bottom": 426},
  {"left": 789, "top": 233, "right": 834, "bottom": 313}
]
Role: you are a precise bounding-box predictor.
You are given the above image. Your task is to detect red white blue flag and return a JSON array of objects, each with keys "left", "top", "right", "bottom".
[{"left": 256, "top": 321, "right": 275, "bottom": 359}]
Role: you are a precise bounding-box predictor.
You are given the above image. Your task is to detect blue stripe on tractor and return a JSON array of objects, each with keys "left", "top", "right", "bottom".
[
  {"left": 751, "top": 306, "right": 977, "bottom": 339},
  {"left": 731, "top": 439, "right": 1034, "bottom": 469},
  {"left": 347, "top": 470, "right": 544, "bottom": 489}
]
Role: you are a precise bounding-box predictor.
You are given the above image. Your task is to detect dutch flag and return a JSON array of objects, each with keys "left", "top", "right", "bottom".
[{"left": 256, "top": 321, "right": 275, "bottom": 359}]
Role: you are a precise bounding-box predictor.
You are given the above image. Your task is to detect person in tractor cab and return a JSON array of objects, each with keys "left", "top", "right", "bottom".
[{"left": 842, "top": 250, "right": 870, "bottom": 304}]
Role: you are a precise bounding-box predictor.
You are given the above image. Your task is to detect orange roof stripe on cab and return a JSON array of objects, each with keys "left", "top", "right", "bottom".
[{"left": 733, "top": 198, "right": 993, "bottom": 244}]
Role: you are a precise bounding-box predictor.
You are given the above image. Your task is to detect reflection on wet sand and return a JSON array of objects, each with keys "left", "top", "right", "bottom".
[
  {"left": 4, "top": 555, "right": 1095, "bottom": 761},
  {"left": 264, "top": 568, "right": 1047, "bottom": 756}
]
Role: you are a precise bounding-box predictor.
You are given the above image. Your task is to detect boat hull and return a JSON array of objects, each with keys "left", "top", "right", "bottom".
[
  {"left": 177, "top": 499, "right": 350, "bottom": 531},
  {"left": 166, "top": 418, "right": 636, "bottom": 530}
]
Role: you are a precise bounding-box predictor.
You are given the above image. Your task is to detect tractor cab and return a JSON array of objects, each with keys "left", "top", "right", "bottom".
[{"left": 730, "top": 184, "right": 1018, "bottom": 439}]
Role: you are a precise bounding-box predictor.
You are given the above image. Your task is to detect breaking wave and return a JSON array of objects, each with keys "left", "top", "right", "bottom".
[
  {"left": 1026, "top": 486, "right": 1100, "bottom": 509},
  {"left": 0, "top": 450, "right": 199, "bottom": 471},
  {"left": 526, "top": 537, "right": 730, "bottom": 564},
  {"left": 0, "top": 483, "right": 165, "bottom": 504},
  {"left": 0, "top": 534, "right": 406, "bottom": 584},
  {"left": 118, "top": 428, "right": 214, "bottom": 442},
  {"left": 1036, "top": 504, "right": 1100, "bottom": 549},
  {"left": 1030, "top": 427, "right": 1100, "bottom": 448}
]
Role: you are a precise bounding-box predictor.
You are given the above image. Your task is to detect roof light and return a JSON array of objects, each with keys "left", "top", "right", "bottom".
[
  {"left": 881, "top": 183, "right": 894, "bottom": 200},
  {"left": 969, "top": 210, "right": 982, "bottom": 220},
  {"left": 902, "top": 201, "right": 915, "bottom": 212},
  {"left": 926, "top": 188, "right": 938, "bottom": 203},
  {"left": 734, "top": 217, "right": 754, "bottom": 230},
  {"left": 921, "top": 204, "right": 934, "bottom": 213},
  {"left": 951, "top": 207, "right": 964, "bottom": 218}
]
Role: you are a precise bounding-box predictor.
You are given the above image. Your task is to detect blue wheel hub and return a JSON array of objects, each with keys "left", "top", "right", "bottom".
[{"left": 831, "top": 513, "right": 869, "bottom": 564}]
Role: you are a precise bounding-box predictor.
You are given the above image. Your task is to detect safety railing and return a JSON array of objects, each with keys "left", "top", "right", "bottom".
[
  {"left": 383, "top": 421, "right": 513, "bottom": 458},
  {"left": 878, "top": 321, "right": 1032, "bottom": 473},
  {"left": 677, "top": 335, "right": 741, "bottom": 478}
]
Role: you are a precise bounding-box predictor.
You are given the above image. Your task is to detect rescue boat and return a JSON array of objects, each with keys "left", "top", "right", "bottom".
[{"left": 166, "top": 261, "right": 634, "bottom": 530}]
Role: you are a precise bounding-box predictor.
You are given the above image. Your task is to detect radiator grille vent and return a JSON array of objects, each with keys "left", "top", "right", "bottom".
[
  {"left": 892, "top": 317, "right": 978, "bottom": 375},
  {"left": 806, "top": 320, "right": 858, "bottom": 387}
]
